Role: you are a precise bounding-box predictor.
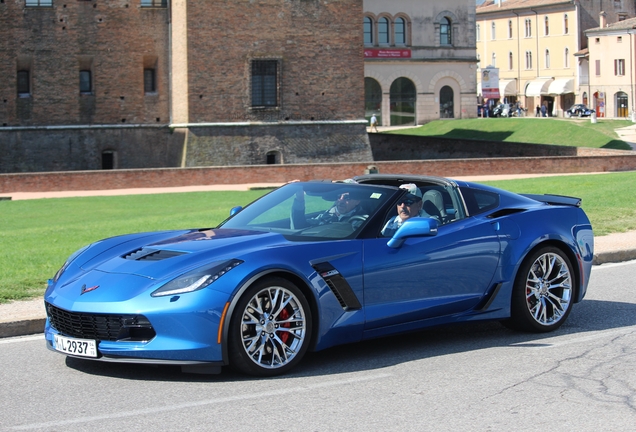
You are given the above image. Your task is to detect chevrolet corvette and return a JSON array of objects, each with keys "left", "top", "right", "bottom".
[{"left": 44, "top": 174, "right": 594, "bottom": 376}]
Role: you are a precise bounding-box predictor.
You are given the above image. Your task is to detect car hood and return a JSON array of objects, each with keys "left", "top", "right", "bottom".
[{"left": 80, "top": 228, "right": 284, "bottom": 281}]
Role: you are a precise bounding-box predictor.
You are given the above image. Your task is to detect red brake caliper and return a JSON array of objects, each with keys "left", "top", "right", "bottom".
[{"left": 277, "top": 308, "right": 291, "bottom": 344}]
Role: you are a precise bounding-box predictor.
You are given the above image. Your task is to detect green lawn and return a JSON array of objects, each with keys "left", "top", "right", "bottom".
[
  {"left": 386, "top": 118, "right": 633, "bottom": 150},
  {"left": 2, "top": 172, "right": 635, "bottom": 303}
]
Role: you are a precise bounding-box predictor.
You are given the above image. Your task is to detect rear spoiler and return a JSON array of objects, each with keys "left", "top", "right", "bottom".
[{"left": 521, "top": 194, "right": 582, "bottom": 207}]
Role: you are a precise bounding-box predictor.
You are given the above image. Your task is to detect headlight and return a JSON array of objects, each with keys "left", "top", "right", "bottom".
[
  {"left": 53, "top": 245, "right": 90, "bottom": 283},
  {"left": 151, "top": 259, "right": 243, "bottom": 297}
]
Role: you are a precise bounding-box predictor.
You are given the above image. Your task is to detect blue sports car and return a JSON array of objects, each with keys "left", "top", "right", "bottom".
[{"left": 44, "top": 175, "right": 594, "bottom": 376}]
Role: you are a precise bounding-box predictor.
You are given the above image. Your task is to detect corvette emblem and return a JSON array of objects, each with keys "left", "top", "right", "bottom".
[{"left": 80, "top": 284, "right": 99, "bottom": 295}]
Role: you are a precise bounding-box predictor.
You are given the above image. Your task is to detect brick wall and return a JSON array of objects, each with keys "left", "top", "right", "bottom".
[
  {"left": 185, "top": 0, "right": 365, "bottom": 123},
  {"left": 0, "top": 2, "right": 170, "bottom": 126},
  {"left": 2, "top": 154, "right": 636, "bottom": 193}
]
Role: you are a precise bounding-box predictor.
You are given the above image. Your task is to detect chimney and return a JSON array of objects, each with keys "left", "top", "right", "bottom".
[{"left": 599, "top": 11, "right": 607, "bottom": 28}]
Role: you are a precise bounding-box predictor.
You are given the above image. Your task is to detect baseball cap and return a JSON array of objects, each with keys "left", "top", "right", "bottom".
[{"left": 399, "top": 183, "right": 422, "bottom": 198}]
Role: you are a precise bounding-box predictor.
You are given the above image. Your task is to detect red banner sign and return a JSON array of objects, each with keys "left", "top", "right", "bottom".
[{"left": 364, "top": 49, "right": 411, "bottom": 58}]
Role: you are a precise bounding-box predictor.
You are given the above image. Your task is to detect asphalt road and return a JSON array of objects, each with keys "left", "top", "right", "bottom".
[{"left": 1, "top": 261, "right": 635, "bottom": 432}]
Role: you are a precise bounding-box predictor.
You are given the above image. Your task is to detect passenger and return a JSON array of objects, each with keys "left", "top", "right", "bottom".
[
  {"left": 381, "top": 184, "right": 424, "bottom": 237},
  {"left": 291, "top": 188, "right": 368, "bottom": 229}
]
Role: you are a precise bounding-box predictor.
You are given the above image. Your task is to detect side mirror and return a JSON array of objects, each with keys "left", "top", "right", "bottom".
[
  {"left": 387, "top": 217, "right": 439, "bottom": 248},
  {"left": 229, "top": 206, "right": 243, "bottom": 216}
]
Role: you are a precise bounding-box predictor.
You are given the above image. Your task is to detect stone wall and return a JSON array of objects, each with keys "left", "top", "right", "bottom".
[{"left": 368, "top": 133, "right": 593, "bottom": 159}]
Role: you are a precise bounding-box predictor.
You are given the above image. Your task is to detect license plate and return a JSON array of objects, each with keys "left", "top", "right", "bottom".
[{"left": 53, "top": 334, "right": 98, "bottom": 358}]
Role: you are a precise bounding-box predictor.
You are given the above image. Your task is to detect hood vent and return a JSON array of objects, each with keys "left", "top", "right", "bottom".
[{"left": 123, "top": 248, "right": 187, "bottom": 261}]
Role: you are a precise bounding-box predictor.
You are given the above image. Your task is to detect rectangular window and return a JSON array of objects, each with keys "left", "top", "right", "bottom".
[
  {"left": 144, "top": 69, "right": 156, "bottom": 93},
  {"left": 615, "top": 59, "right": 625, "bottom": 76},
  {"left": 141, "top": 0, "right": 167, "bottom": 7},
  {"left": 25, "top": 0, "right": 53, "bottom": 6},
  {"left": 595, "top": 60, "right": 601, "bottom": 75},
  {"left": 251, "top": 60, "right": 278, "bottom": 108},
  {"left": 80, "top": 70, "right": 92, "bottom": 94},
  {"left": 17, "top": 70, "right": 30, "bottom": 96},
  {"left": 617, "top": 36, "right": 623, "bottom": 43}
]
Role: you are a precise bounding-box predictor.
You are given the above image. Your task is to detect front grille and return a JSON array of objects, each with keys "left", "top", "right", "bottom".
[{"left": 46, "top": 303, "right": 156, "bottom": 342}]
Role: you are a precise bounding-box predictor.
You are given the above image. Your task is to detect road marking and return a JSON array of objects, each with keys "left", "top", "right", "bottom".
[
  {"left": 593, "top": 259, "right": 636, "bottom": 270},
  {"left": 0, "top": 334, "right": 43, "bottom": 345},
  {"left": 511, "top": 326, "right": 636, "bottom": 349},
  {"left": 9, "top": 372, "right": 392, "bottom": 430}
]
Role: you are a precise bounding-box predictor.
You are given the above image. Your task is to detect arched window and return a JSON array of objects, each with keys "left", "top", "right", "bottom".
[
  {"left": 266, "top": 151, "right": 281, "bottom": 165},
  {"left": 564, "top": 14, "right": 569, "bottom": 34},
  {"left": 378, "top": 17, "right": 389, "bottom": 45},
  {"left": 544, "top": 16, "right": 549, "bottom": 35},
  {"left": 545, "top": 49, "right": 550, "bottom": 69},
  {"left": 492, "top": 52, "right": 496, "bottom": 67},
  {"left": 525, "top": 18, "right": 532, "bottom": 37},
  {"left": 508, "top": 20, "right": 513, "bottom": 38},
  {"left": 390, "top": 77, "right": 416, "bottom": 126},
  {"left": 509, "top": 52, "right": 513, "bottom": 70},
  {"left": 476, "top": 23, "right": 480, "bottom": 42},
  {"left": 364, "top": 17, "right": 373, "bottom": 45},
  {"left": 491, "top": 21, "right": 496, "bottom": 40},
  {"left": 441, "top": 17, "right": 452, "bottom": 45},
  {"left": 365, "top": 77, "right": 382, "bottom": 124},
  {"left": 564, "top": 48, "right": 570, "bottom": 68},
  {"left": 395, "top": 17, "right": 406, "bottom": 45},
  {"left": 440, "top": 86, "right": 454, "bottom": 119},
  {"left": 525, "top": 51, "right": 533, "bottom": 69}
]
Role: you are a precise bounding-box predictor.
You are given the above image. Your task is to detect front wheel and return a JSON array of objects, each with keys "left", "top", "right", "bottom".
[
  {"left": 228, "top": 277, "right": 312, "bottom": 376},
  {"left": 507, "top": 246, "right": 574, "bottom": 332}
]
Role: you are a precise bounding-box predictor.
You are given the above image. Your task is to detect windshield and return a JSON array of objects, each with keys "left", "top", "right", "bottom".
[{"left": 219, "top": 182, "right": 396, "bottom": 240}]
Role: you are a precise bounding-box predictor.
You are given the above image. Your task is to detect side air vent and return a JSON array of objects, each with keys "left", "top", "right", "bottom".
[
  {"left": 123, "top": 248, "right": 187, "bottom": 261},
  {"left": 487, "top": 208, "right": 527, "bottom": 219},
  {"left": 312, "top": 262, "right": 362, "bottom": 311}
]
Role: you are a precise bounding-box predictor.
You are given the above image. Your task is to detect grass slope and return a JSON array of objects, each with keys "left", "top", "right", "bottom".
[{"left": 386, "top": 118, "right": 633, "bottom": 150}]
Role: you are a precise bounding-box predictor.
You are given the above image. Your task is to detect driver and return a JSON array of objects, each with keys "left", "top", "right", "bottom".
[{"left": 291, "top": 189, "right": 368, "bottom": 229}]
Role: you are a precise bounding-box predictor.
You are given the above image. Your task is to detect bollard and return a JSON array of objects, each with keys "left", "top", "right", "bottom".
[{"left": 591, "top": 112, "right": 597, "bottom": 124}]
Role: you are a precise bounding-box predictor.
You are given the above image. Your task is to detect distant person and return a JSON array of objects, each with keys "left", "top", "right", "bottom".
[
  {"left": 535, "top": 105, "right": 540, "bottom": 117},
  {"left": 369, "top": 114, "right": 379, "bottom": 132},
  {"left": 541, "top": 104, "right": 547, "bottom": 117}
]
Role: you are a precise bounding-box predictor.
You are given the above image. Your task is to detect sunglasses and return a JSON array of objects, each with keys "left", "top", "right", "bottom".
[{"left": 398, "top": 199, "right": 420, "bottom": 206}]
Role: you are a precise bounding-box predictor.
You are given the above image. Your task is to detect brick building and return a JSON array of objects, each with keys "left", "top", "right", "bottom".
[{"left": 0, "top": 0, "right": 370, "bottom": 173}]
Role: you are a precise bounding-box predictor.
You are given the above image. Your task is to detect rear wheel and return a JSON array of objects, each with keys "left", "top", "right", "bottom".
[
  {"left": 228, "top": 277, "right": 312, "bottom": 376},
  {"left": 508, "top": 246, "right": 574, "bottom": 332}
]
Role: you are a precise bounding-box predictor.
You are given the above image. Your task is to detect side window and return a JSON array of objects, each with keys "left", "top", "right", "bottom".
[{"left": 459, "top": 187, "right": 500, "bottom": 216}]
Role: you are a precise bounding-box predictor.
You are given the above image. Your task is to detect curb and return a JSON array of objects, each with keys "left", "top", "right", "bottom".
[
  {"left": 0, "top": 318, "right": 46, "bottom": 339},
  {"left": 2, "top": 251, "right": 635, "bottom": 340}
]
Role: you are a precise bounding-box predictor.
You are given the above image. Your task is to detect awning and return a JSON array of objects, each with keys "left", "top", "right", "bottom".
[
  {"left": 499, "top": 79, "right": 517, "bottom": 96},
  {"left": 525, "top": 78, "right": 554, "bottom": 97},
  {"left": 547, "top": 78, "right": 574, "bottom": 95}
]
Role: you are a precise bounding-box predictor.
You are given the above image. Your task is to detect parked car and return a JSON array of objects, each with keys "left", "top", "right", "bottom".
[
  {"left": 565, "top": 104, "right": 595, "bottom": 118},
  {"left": 44, "top": 175, "right": 594, "bottom": 376},
  {"left": 492, "top": 103, "right": 513, "bottom": 117}
]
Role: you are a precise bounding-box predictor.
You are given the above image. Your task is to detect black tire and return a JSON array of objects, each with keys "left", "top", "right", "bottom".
[
  {"left": 507, "top": 246, "right": 575, "bottom": 332},
  {"left": 228, "top": 277, "right": 312, "bottom": 376}
]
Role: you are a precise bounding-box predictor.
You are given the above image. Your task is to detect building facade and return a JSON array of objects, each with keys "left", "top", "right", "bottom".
[
  {"left": 585, "top": 15, "right": 636, "bottom": 119},
  {"left": 476, "top": 0, "right": 636, "bottom": 117},
  {"left": 0, "top": 0, "right": 370, "bottom": 173},
  {"left": 363, "top": 0, "right": 479, "bottom": 126}
]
